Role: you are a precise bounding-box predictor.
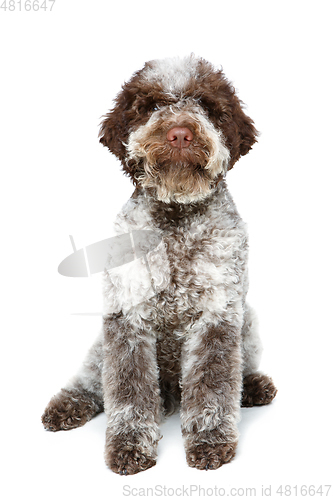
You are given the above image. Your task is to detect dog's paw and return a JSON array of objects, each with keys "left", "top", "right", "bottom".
[
  {"left": 186, "top": 441, "right": 237, "bottom": 470},
  {"left": 241, "top": 373, "right": 277, "bottom": 407},
  {"left": 106, "top": 447, "right": 156, "bottom": 476},
  {"left": 105, "top": 439, "right": 156, "bottom": 475},
  {"left": 41, "top": 389, "right": 102, "bottom": 431}
]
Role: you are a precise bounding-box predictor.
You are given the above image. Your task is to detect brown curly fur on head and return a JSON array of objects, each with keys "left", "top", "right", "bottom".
[{"left": 99, "top": 56, "right": 258, "bottom": 186}]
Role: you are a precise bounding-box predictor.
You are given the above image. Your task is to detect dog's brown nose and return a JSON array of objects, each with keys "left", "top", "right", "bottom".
[{"left": 167, "top": 127, "right": 193, "bottom": 149}]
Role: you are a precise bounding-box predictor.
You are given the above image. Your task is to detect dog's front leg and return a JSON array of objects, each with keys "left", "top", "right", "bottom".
[
  {"left": 181, "top": 316, "right": 242, "bottom": 470},
  {"left": 102, "top": 314, "right": 161, "bottom": 475}
]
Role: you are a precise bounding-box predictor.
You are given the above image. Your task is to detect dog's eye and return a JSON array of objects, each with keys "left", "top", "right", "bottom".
[
  {"left": 151, "top": 105, "right": 159, "bottom": 112},
  {"left": 199, "top": 99, "right": 210, "bottom": 113}
]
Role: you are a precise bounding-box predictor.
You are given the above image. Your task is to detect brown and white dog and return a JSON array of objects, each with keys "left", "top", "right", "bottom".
[{"left": 42, "top": 55, "right": 277, "bottom": 475}]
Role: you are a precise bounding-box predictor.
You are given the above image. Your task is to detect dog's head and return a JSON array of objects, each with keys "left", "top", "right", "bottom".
[{"left": 99, "top": 55, "right": 258, "bottom": 204}]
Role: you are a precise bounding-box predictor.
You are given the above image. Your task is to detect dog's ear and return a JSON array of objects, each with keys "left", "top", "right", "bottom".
[
  {"left": 99, "top": 66, "right": 149, "bottom": 165},
  {"left": 232, "top": 96, "right": 258, "bottom": 158},
  {"left": 99, "top": 96, "right": 128, "bottom": 162},
  {"left": 222, "top": 91, "right": 259, "bottom": 170},
  {"left": 198, "top": 67, "right": 258, "bottom": 169},
  {"left": 217, "top": 91, "right": 258, "bottom": 170}
]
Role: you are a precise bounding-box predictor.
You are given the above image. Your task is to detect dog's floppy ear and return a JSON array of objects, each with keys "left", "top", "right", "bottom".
[
  {"left": 233, "top": 97, "right": 258, "bottom": 158},
  {"left": 195, "top": 60, "right": 258, "bottom": 169},
  {"left": 201, "top": 66, "right": 258, "bottom": 169},
  {"left": 224, "top": 92, "right": 258, "bottom": 170},
  {"left": 99, "top": 100, "right": 128, "bottom": 162},
  {"left": 99, "top": 67, "right": 147, "bottom": 163}
]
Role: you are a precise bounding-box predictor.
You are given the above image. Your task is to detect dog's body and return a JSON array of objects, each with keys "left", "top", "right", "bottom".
[{"left": 42, "top": 56, "right": 277, "bottom": 474}]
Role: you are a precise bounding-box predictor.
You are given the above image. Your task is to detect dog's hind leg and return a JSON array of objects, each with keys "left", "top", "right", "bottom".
[
  {"left": 41, "top": 331, "right": 104, "bottom": 431},
  {"left": 241, "top": 303, "right": 277, "bottom": 407}
]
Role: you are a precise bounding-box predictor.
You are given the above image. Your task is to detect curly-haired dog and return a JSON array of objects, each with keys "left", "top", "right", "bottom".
[{"left": 42, "top": 55, "right": 277, "bottom": 474}]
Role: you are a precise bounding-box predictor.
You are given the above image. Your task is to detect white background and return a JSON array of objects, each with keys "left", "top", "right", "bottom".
[{"left": 1, "top": 1, "right": 333, "bottom": 499}]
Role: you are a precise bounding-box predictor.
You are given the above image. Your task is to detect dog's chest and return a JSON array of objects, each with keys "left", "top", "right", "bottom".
[
  {"left": 164, "top": 224, "right": 224, "bottom": 289},
  {"left": 154, "top": 219, "right": 242, "bottom": 323},
  {"left": 103, "top": 188, "right": 248, "bottom": 322}
]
